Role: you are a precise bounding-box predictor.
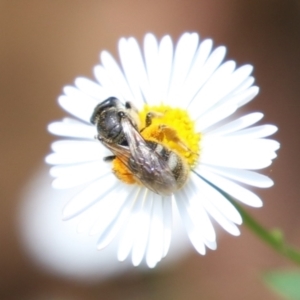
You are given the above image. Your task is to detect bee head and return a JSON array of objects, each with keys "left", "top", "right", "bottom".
[
  {"left": 91, "top": 97, "right": 129, "bottom": 143},
  {"left": 90, "top": 97, "right": 122, "bottom": 125}
]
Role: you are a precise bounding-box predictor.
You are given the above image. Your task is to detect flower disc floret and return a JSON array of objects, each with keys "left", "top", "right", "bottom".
[{"left": 139, "top": 104, "right": 201, "bottom": 166}]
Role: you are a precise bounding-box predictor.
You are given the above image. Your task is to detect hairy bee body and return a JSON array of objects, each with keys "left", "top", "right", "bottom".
[{"left": 91, "top": 98, "right": 189, "bottom": 196}]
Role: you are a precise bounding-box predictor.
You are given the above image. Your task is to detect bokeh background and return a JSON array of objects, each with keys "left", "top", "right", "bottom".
[{"left": 1, "top": 0, "right": 300, "bottom": 299}]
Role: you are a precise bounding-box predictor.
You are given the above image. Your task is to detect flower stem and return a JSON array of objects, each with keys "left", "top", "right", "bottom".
[{"left": 231, "top": 200, "right": 300, "bottom": 266}]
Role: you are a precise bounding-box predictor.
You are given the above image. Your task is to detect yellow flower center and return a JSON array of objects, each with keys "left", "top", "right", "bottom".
[{"left": 112, "top": 104, "right": 201, "bottom": 185}]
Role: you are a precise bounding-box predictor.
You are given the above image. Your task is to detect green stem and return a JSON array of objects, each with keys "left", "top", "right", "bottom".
[{"left": 232, "top": 200, "right": 300, "bottom": 266}]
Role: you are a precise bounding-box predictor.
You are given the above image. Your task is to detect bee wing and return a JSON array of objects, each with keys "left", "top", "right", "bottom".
[
  {"left": 121, "top": 117, "right": 177, "bottom": 195},
  {"left": 100, "top": 138, "right": 131, "bottom": 165}
]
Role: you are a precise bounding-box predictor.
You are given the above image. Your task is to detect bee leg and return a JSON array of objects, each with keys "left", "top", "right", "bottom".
[
  {"left": 140, "top": 111, "right": 165, "bottom": 132},
  {"left": 145, "top": 111, "right": 164, "bottom": 127},
  {"left": 158, "top": 125, "right": 198, "bottom": 155},
  {"left": 103, "top": 155, "right": 116, "bottom": 162}
]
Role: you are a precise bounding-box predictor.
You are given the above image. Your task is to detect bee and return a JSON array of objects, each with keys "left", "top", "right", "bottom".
[{"left": 91, "top": 98, "right": 190, "bottom": 196}]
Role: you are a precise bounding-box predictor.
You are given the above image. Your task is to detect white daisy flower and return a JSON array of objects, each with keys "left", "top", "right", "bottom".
[{"left": 46, "top": 32, "right": 280, "bottom": 268}]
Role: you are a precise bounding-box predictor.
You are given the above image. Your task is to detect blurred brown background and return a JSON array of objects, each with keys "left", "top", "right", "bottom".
[{"left": 1, "top": 0, "right": 300, "bottom": 299}]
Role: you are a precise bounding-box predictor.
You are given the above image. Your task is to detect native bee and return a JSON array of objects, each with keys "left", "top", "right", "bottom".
[{"left": 91, "top": 97, "right": 190, "bottom": 196}]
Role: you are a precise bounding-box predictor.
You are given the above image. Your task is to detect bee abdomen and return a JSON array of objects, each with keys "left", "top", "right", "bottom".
[{"left": 148, "top": 141, "right": 188, "bottom": 188}]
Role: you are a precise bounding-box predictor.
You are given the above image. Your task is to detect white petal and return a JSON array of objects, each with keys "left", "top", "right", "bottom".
[
  {"left": 200, "top": 165, "right": 274, "bottom": 188},
  {"left": 119, "top": 37, "right": 148, "bottom": 109},
  {"left": 144, "top": 33, "right": 174, "bottom": 105},
  {"left": 190, "top": 172, "right": 242, "bottom": 224},
  {"left": 188, "top": 60, "right": 236, "bottom": 119},
  {"left": 89, "top": 185, "right": 132, "bottom": 236},
  {"left": 48, "top": 118, "right": 96, "bottom": 139},
  {"left": 162, "top": 195, "right": 173, "bottom": 257},
  {"left": 196, "top": 167, "right": 263, "bottom": 207},
  {"left": 200, "top": 138, "right": 279, "bottom": 170},
  {"left": 210, "top": 86, "right": 259, "bottom": 114},
  {"left": 200, "top": 153, "right": 272, "bottom": 171},
  {"left": 176, "top": 183, "right": 217, "bottom": 252},
  {"left": 74, "top": 77, "right": 111, "bottom": 101},
  {"left": 96, "top": 186, "right": 139, "bottom": 249},
  {"left": 156, "top": 35, "right": 174, "bottom": 103},
  {"left": 205, "top": 112, "right": 264, "bottom": 136},
  {"left": 62, "top": 174, "right": 118, "bottom": 220},
  {"left": 50, "top": 139, "right": 105, "bottom": 155},
  {"left": 45, "top": 152, "right": 100, "bottom": 165},
  {"left": 117, "top": 188, "right": 146, "bottom": 262},
  {"left": 175, "top": 191, "right": 206, "bottom": 255},
  {"left": 146, "top": 193, "right": 164, "bottom": 268},
  {"left": 131, "top": 189, "right": 153, "bottom": 266},
  {"left": 200, "top": 64, "right": 253, "bottom": 114},
  {"left": 77, "top": 184, "right": 127, "bottom": 235},
  {"left": 50, "top": 161, "right": 111, "bottom": 189},
  {"left": 93, "top": 65, "right": 122, "bottom": 99},
  {"left": 77, "top": 206, "right": 99, "bottom": 234},
  {"left": 202, "top": 238, "right": 217, "bottom": 251},
  {"left": 46, "top": 140, "right": 107, "bottom": 165},
  {"left": 59, "top": 87, "right": 98, "bottom": 123},
  {"left": 232, "top": 76, "right": 255, "bottom": 95},
  {"left": 183, "top": 183, "right": 216, "bottom": 247},
  {"left": 223, "top": 64, "right": 253, "bottom": 93},
  {"left": 201, "top": 196, "right": 241, "bottom": 236},
  {"left": 236, "top": 86, "right": 259, "bottom": 107},
  {"left": 179, "top": 39, "right": 213, "bottom": 106},
  {"left": 144, "top": 33, "right": 159, "bottom": 103},
  {"left": 226, "top": 124, "right": 278, "bottom": 139},
  {"left": 186, "top": 45, "right": 226, "bottom": 109},
  {"left": 194, "top": 87, "right": 258, "bottom": 134},
  {"left": 100, "top": 50, "right": 134, "bottom": 101},
  {"left": 50, "top": 157, "right": 103, "bottom": 177},
  {"left": 195, "top": 104, "right": 237, "bottom": 132},
  {"left": 166, "top": 33, "right": 199, "bottom": 106}
]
